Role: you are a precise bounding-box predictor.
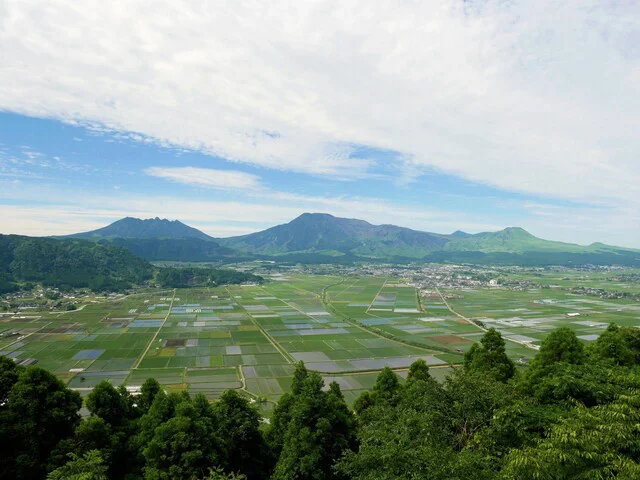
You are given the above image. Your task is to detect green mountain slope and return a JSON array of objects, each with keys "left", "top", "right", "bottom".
[
  {"left": 62, "top": 214, "right": 640, "bottom": 266},
  {"left": 219, "top": 214, "right": 640, "bottom": 266},
  {"left": 67, "top": 217, "right": 214, "bottom": 241},
  {"left": 0, "top": 235, "right": 153, "bottom": 292},
  {"left": 443, "top": 227, "right": 588, "bottom": 253},
  {"left": 217, "top": 213, "right": 450, "bottom": 258},
  {"left": 100, "top": 237, "right": 240, "bottom": 262}
]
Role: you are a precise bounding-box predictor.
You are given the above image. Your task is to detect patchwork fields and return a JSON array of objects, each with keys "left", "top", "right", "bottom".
[{"left": 2, "top": 270, "right": 639, "bottom": 405}]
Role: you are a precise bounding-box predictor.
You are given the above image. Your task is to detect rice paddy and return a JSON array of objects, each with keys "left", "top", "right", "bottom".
[{"left": 2, "top": 268, "right": 639, "bottom": 404}]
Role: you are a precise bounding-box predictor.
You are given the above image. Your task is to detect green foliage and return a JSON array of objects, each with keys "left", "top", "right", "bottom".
[
  {"left": 502, "top": 394, "right": 640, "bottom": 479},
  {"left": 138, "top": 377, "right": 163, "bottom": 413},
  {"left": 0, "top": 354, "right": 22, "bottom": 402},
  {"left": 105, "top": 237, "right": 239, "bottom": 262},
  {"left": 590, "top": 323, "right": 635, "bottom": 366},
  {"left": 3, "top": 318, "right": 640, "bottom": 480},
  {"left": 0, "top": 234, "right": 152, "bottom": 291},
  {"left": 155, "top": 267, "right": 263, "bottom": 288},
  {"left": 86, "top": 381, "right": 134, "bottom": 427},
  {"left": 219, "top": 213, "right": 640, "bottom": 266},
  {"left": 530, "top": 327, "right": 586, "bottom": 367},
  {"left": 206, "top": 467, "right": 247, "bottom": 480},
  {"left": 47, "top": 450, "right": 108, "bottom": 480},
  {"left": 406, "top": 358, "right": 431, "bottom": 383},
  {"left": 0, "top": 366, "right": 82, "bottom": 479},
  {"left": 464, "top": 328, "right": 515, "bottom": 382},
  {"left": 143, "top": 399, "right": 223, "bottom": 480},
  {"left": 270, "top": 369, "right": 356, "bottom": 480},
  {"left": 48, "top": 416, "right": 114, "bottom": 471},
  {"left": 214, "top": 390, "right": 270, "bottom": 480}
]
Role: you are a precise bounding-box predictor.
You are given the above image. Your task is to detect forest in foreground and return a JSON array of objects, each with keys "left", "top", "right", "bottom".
[{"left": 1, "top": 324, "right": 640, "bottom": 480}]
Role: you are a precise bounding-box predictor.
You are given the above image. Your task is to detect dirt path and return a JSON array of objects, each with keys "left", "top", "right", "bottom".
[{"left": 132, "top": 289, "right": 176, "bottom": 369}]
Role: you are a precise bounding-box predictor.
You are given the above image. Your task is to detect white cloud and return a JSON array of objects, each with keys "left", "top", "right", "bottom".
[
  {"left": 145, "top": 166, "right": 263, "bottom": 190},
  {"left": 1, "top": 0, "right": 639, "bottom": 207}
]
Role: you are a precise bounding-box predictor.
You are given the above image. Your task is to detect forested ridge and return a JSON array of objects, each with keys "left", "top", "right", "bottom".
[
  {"left": 1, "top": 323, "right": 640, "bottom": 479},
  {"left": 0, "top": 235, "right": 262, "bottom": 293},
  {"left": 0, "top": 235, "right": 153, "bottom": 293},
  {"left": 155, "top": 267, "right": 263, "bottom": 288}
]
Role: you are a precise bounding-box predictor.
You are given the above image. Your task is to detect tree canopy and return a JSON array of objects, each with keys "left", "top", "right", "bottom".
[{"left": 2, "top": 324, "right": 640, "bottom": 479}]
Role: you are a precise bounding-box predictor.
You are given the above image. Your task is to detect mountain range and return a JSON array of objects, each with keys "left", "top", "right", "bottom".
[{"left": 60, "top": 213, "right": 640, "bottom": 266}]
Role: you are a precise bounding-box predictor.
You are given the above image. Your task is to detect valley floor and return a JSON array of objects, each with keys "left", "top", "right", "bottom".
[{"left": 2, "top": 268, "right": 639, "bottom": 406}]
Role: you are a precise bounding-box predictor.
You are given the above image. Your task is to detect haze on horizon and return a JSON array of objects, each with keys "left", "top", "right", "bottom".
[{"left": 1, "top": 1, "right": 639, "bottom": 247}]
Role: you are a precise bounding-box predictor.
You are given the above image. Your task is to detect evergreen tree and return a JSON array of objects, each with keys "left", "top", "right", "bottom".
[
  {"left": 143, "top": 397, "right": 223, "bottom": 480},
  {"left": 464, "top": 328, "right": 515, "bottom": 382},
  {"left": 214, "top": 390, "right": 270, "bottom": 479},
  {"left": 271, "top": 372, "right": 356, "bottom": 480},
  {"left": 47, "top": 450, "right": 108, "bottom": 480},
  {"left": 0, "top": 366, "right": 82, "bottom": 479},
  {"left": 590, "top": 323, "right": 635, "bottom": 366}
]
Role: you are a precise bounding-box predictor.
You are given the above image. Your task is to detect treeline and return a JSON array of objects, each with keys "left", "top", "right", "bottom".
[
  {"left": 100, "top": 238, "right": 244, "bottom": 262},
  {"left": 155, "top": 267, "right": 263, "bottom": 288},
  {"left": 0, "top": 235, "right": 152, "bottom": 293},
  {"left": 2, "top": 323, "right": 640, "bottom": 479}
]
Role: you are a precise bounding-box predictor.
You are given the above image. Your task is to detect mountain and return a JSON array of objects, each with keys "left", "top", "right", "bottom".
[
  {"left": 100, "top": 237, "right": 241, "bottom": 262},
  {"left": 0, "top": 235, "right": 152, "bottom": 292},
  {"left": 67, "top": 217, "right": 214, "bottom": 241},
  {"left": 443, "top": 227, "right": 584, "bottom": 253},
  {"left": 217, "top": 213, "right": 451, "bottom": 258},
  {"left": 219, "top": 213, "right": 640, "bottom": 266},
  {"left": 63, "top": 214, "right": 640, "bottom": 266}
]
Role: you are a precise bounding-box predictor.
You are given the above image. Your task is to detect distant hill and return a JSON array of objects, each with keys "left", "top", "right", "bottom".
[
  {"left": 217, "top": 213, "right": 450, "bottom": 258},
  {"left": 66, "top": 217, "right": 214, "bottom": 241},
  {"left": 62, "top": 213, "right": 640, "bottom": 266},
  {"left": 0, "top": 235, "right": 152, "bottom": 292},
  {"left": 101, "top": 237, "right": 241, "bottom": 262},
  {"left": 219, "top": 213, "right": 640, "bottom": 266}
]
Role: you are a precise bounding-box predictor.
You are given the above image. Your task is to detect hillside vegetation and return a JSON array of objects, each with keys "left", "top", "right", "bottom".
[
  {"left": 1, "top": 325, "right": 640, "bottom": 479},
  {"left": 0, "top": 235, "right": 152, "bottom": 292},
  {"left": 102, "top": 237, "right": 238, "bottom": 262},
  {"left": 220, "top": 213, "right": 640, "bottom": 266},
  {"left": 155, "top": 267, "right": 263, "bottom": 288}
]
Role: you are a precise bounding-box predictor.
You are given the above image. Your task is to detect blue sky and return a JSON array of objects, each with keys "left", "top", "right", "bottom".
[{"left": 1, "top": 1, "right": 638, "bottom": 246}]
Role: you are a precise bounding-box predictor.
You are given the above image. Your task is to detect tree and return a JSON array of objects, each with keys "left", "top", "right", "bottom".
[
  {"left": 0, "top": 355, "right": 21, "bottom": 402},
  {"left": 47, "top": 416, "right": 115, "bottom": 472},
  {"left": 85, "top": 381, "right": 132, "bottom": 426},
  {"left": 47, "top": 450, "right": 108, "bottom": 480},
  {"left": 206, "top": 467, "right": 247, "bottom": 480},
  {"left": 620, "top": 326, "right": 640, "bottom": 364},
  {"left": 266, "top": 362, "right": 309, "bottom": 458},
  {"left": 0, "top": 366, "right": 82, "bottom": 479},
  {"left": 271, "top": 372, "right": 356, "bottom": 480},
  {"left": 464, "top": 328, "right": 515, "bottom": 382},
  {"left": 371, "top": 367, "right": 401, "bottom": 405},
  {"left": 143, "top": 399, "right": 223, "bottom": 480},
  {"left": 214, "top": 390, "right": 270, "bottom": 479},
  {"left": 530, "top": 327, "right": 585, "bottom": 368},
  {"left": 502, "top": 394, "right": 640, "bottom": 479},
  {"left": 590, "top": 323, "right": 635, "bottom": 366},
  {"left": 139, "top": 377, "right": 163, "bottom": 412},
  {"left": 406, "top": 358, "right": 431, "bottom": 383},
  {"left": 445, "top": 369, "right": 512, "bottom": 450}
]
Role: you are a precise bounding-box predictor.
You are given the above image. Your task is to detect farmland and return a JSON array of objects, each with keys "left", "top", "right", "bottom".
[{"left": 2, "top": 267, "right": 640, "bottom": 405}]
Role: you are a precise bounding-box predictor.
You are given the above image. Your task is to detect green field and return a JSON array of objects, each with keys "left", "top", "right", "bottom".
[{"left": 2, "top": 269, "right": 639, "bottom": 404}]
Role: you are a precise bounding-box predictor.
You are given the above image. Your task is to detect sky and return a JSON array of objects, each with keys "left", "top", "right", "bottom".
[{"left": 1, "top": 0, "right": 639, "bottom": 247}]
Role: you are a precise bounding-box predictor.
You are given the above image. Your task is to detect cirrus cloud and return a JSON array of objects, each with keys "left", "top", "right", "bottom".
[{"left": 144, "top": 166, "right": 263, "bottom": 190}]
